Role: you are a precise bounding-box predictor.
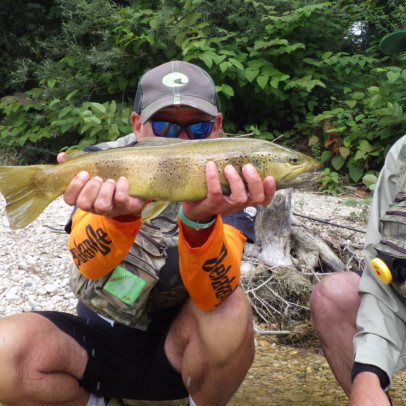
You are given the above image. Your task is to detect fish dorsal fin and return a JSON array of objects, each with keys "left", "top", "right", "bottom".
[
  {"left": 141, "top": 201, "right": 170, "bottom": 223},
  {"left": 64, "top": 149, "right": 88, "bottom": 161},
  {"left": 138, "top": 137, "right": 186, "bottom": 147}
]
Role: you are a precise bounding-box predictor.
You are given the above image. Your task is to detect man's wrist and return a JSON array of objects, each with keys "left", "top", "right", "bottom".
[
  {"left": 178, "top": 206, "right": 216, "bottom": 230},
  {"left": 351, "top": 362, "right": 390, "bottom": 390}
]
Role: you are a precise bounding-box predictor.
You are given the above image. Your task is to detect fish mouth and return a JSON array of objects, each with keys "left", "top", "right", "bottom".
[
  {"left": 278, "top": 168, "right": 322, "bottom": 189},
  {"left": 292, "top": 170, "right": 322, "bottom": 188}
]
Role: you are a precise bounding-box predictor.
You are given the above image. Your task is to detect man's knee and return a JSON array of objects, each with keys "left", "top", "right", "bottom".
[
  {"left": 310, "top": 272, "right": 360, "bottom": 324},
  {"left": 206, "top": 288, "right": 255, "bottom": 363},
  {"left": 0, "top": 314, "right": 42, "bottom": 396},
  {"left": 169, "top": 288, "right": 254, "bottom": 368}
]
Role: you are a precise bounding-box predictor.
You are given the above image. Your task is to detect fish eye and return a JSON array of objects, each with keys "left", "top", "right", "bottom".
[{"left": 289, "top": 156, "right": 300, "bottom": 164}]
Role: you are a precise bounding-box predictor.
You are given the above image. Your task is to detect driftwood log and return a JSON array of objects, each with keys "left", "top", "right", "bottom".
[
  {"left": 243, "top": 189, "right": 345, "bottom": 272},
  {"left": 241, "top": 189, "right": 346, "bottom": 336}
]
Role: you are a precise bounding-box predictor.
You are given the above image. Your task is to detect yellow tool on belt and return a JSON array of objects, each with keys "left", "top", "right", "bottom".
[{"left": 370, "top": 258, "right": 393, "bottom": 284}]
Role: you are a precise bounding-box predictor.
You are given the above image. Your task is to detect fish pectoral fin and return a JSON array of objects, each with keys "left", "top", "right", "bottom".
[
  {"left": 138, "top": 138, "right": 186, "bottom": 147},
  {"left": 141, "top": 201, "right": 170, "bottom": 223}
]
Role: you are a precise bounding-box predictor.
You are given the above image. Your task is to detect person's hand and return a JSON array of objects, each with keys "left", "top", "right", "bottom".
[
  {"left": 182, "top": 161, "right": 276, "bottom": 222},
  {"left": 57, "top": 152, "right": 147, "bottom": 219},
  {"left": 350, "top": 372, "right": 391, "bottom": 406}
]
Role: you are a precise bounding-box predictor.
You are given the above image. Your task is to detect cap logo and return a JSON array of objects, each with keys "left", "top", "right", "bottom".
[{"left": 162, "top": 72, "right": 189, "bottom": 88}]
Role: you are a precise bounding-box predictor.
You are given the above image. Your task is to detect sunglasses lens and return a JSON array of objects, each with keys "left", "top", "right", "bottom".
[
  {"left": 151, "top": 122, "right": 181, "bottom": 138},
  {"left": 188, "top": 122, "right": 214, "bottom": 139}
]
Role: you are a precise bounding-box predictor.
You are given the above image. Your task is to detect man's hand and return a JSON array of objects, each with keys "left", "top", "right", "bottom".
[
  {"left": 350, "top": 372, "right": 391, "bottom": 406},
  {"left": 57, "top": 152, "right": 147, "bottom": 219},
  {"left": 182, "top": 161, "right": 276, "bottom": 222}
]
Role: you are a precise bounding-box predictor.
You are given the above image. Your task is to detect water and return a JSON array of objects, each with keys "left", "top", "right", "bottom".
[
  {"left": 230, "top": 339, "right": 406, "bottom": 406},
  {"left": 121, "top": 337, "right": 406, "bottom": 406}
]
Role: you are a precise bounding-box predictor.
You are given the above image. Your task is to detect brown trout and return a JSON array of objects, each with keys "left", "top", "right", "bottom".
[{"left": 0, "top": 137, "right": 319, "bottom": 229}]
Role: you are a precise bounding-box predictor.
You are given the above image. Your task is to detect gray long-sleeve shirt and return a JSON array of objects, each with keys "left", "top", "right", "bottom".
[{"left": 354, "top": 134, "right": 406, "bottom": 384}]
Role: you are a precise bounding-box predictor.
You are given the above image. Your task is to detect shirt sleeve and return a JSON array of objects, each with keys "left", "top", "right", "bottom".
[
  {"left": 68, "top": 209, "right": 141, "bottom": 279},
  {"left": 177, "top": 216, "right": 247, "bottom": 310}
]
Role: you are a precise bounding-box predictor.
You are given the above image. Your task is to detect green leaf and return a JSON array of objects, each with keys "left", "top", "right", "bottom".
[
  {"left": 61, "top": 122, "right": 72, "bottom": 134},
  {"left": 321, "top": 51, "right": 333, "bottom": 60},
  {"left": 370, "top": 94, "right": 383, "bottom": 108},
  {"left": 344, "top": 100, "right": 357, "bottom": 108},
  {"left": 352, "top": 92, "right": 365, "bottom": 100},
  {"left": 81, "top": 110, "right": 92, "bottom": 117},
  {"left": 244, "top": 68, "right": 260, "bottom": 83},
  {"left": 257, "top": 75, "right": 268, "bottom": 89},
  {"left": 332, "top": 154, "right": 345, "bottom": 170},
  {"left": 83, "top": 116, "right": 102, "bottom": 125},
  {"left": 200, "top": 53, "right": 213, "bottom": 68},
  {"left": 247, "top": 59, "right": 265, "bottom": 69},
  {"left": 219, "top": 61, "right": 231, "bottom": 73},
  {"left": 109, "top": 100, "right": 117, "bottom": 115},
  {"left": 220, "top": 84, "right": 234, "bottom": 97},
  {"left": 109, "top": 123, "right": 119, "bottom": 138},
  {"left": 358, "top": 140, "right": 373, "bottom": 152},
  {"left": 58, "top": 106, "right": 72, "bottom": 119},
  {"left": 338, "top": 147, "right": 350, "bottom": 159},
  {"left": 66, "top": 90, "right": 79, "bottom": 101},
  {"left": 49, "top": 99, "right": 60, "bottom": 108},
  {"left": 367, "top": 86, "right": 380, "bottom": 95},
  {"left": 91, "top": 102, "right": 107, "bottom": 114},
  {"left": 363, "top": 174, "right": 378, "bottom": 187},
  {"left": 229, "top": 58, "right": 244, "bottom": 70},
  {"left": 349, "top": 164, "right": 364, "bottom": 182},
  {"left": 79, "top": 123, "right": 92, "bottom": 135},
  {"left": 378, "top": 116, "right": 398, "bottom": 126},
  {"left": 387, "top": 71, "right": 400, "bottom": 83},
  {"left": 320, "top": 150, "right": 333, "bottom": 163}
]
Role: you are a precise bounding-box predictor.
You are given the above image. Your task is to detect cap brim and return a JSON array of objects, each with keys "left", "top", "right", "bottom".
[
  {"left": 140, "top": 95, "right": 219, "bottom": 123},
  {"left": 380, "top": 30, "right": 406, "bottom": 55}
]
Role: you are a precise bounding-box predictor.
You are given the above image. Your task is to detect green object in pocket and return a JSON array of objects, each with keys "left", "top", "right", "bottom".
[{"left": 103, "top": 265, "right": 146, "bottom": 305}]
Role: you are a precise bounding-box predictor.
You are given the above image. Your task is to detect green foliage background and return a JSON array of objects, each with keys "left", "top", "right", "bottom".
[{"left": 0, "top": 0, "right": 405, "bottom": 190}]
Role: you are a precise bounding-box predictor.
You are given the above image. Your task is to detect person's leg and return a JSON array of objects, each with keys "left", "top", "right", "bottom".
[
  {"left": 0, "top": 312, "right": 90, "bottom": 406},
  {"left": 164, "top": 287, "right": 255, "bottom": 406},
  {"left": 310, "top": 271, "right": 361, "bottom": 396}
]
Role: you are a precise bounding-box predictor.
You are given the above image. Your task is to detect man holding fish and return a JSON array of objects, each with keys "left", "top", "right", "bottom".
[{"left": 0, "top": 61, "right": 281, "bottom": 406}]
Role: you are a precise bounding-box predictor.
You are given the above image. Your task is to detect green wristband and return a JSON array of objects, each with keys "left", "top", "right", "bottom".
[{"left": 178, "top": 206, "right": 217, "bottom": 230}]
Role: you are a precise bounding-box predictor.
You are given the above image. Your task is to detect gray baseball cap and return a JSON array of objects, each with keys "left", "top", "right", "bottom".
[
  {"left": 134, "top": 61, "right": 219, "bottom": 123},
  {"left": 380, "top": 29, "right": 406, "bottom": 55}
]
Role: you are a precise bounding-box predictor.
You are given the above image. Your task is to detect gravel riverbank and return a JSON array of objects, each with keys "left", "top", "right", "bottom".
[{"left": 0, "top": 196, "right": 75, "bottom": 316}]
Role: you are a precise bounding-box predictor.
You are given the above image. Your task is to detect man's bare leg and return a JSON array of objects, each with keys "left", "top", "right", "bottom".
[
  {"left": 165, "top": 287, "right": 255, "bottom": 406},
  {"left": 0, "top": 313, "right": 90, "bottom": 406},
  {"left": 310, "top": 272, "right": 361, "bottom": 396}
]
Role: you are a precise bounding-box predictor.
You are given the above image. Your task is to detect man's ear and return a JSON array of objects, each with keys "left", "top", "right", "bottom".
[
  {"left": 211, "top": 113, "right": 223, "bottom": 136},
  {"left": 131, "top": 112, "right": 142, "bottom": 136}
]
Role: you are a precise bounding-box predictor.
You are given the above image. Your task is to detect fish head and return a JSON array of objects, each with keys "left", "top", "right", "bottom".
[{"left": 253, "top": 142, "right": 321, "bottom": 189}]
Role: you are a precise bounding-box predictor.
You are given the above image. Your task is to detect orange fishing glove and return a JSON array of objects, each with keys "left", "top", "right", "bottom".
[
  {"left": 178, "top": 217, "right": 246, "bottom": 310},
  {"left": 68, "top": 209, "right": 141, "bottom": 279}
]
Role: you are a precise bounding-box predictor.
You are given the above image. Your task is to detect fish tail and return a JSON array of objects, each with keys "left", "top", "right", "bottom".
[{"left": 0, "top": 165, "right": 61, "bottom": 229}]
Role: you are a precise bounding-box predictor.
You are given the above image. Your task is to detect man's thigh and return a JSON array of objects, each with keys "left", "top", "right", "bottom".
[{"left": 36, "top": 306, "right": 188, "bottom": 400}]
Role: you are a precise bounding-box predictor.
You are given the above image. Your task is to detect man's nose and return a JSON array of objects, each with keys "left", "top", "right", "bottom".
[{"left": 178, "top": 130, "right": 190, "bottom": 140}]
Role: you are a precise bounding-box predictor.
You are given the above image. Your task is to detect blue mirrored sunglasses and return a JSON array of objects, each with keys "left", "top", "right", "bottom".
[{"left": 149, "top": 119, "right": 215, "bottom": 139}]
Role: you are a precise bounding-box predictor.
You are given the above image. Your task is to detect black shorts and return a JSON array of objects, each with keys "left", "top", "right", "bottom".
[{"left": 35, "top": 303, "right": 188, "bottom": 400}]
